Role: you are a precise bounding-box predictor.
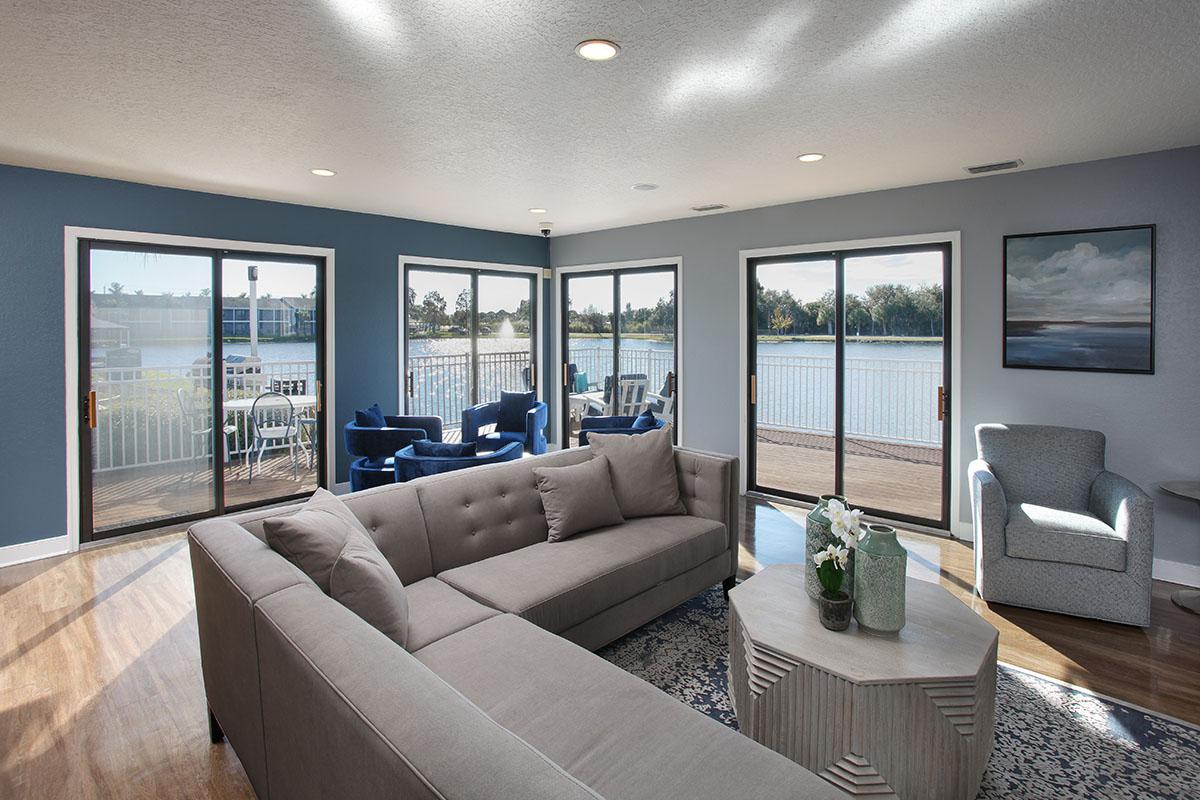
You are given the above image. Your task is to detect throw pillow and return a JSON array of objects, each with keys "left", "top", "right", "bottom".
[
  {"left": 534, "top": 455, "right": 625, "bottom": 542},
  {"left": 329, "top": 529, "right": 410, "bottom": 650},
  {"left": 354, "top": 403, "right": 387, "bottom": 429},
  {"left": 631, "top": 408, "right": 657, "bottom": 430},
  {"left": 587, "top": 425, "right": 685, "bottom": 519},
  {"left": 263, "top": 487, "right": 372, "bottom": 593},
  {"left": 497, "top": 390, "right": 536, "bottom": 433},
  {"left": 411, "top": 439, "right": 477, "bottom": 457}
]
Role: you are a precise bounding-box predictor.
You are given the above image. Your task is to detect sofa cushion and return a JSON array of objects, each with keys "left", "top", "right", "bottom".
[
  {"left": 354, "top": 403, "right": 386, "bottom": 429},
  {"left": 412, "top": 439, "right": 477, "bottom": 457},
  {"left": 588, "top": 425, "right": 685, "bottom": 518},
  {"left": 263, "top": 488, "right": 372, "bottom": 593},
  {"left": 497, "top": 390, "right": 536, "bottom": 432},
  {"left": 437, "top": 515, "right": 727, "bottom": 633},
  {"left": 534, "top": 455, "right": 624, "bottom": 542},
  {"left": 329, "top": 530, "right": 410, "bottom": 649},
  {"left": 405, "top": 577, "right": 501, "bottom": 651},
  {"left": 415, "top": 614, "right": 840, "bottom": 800},
  {"left": 1005, "top": 502, "right": 1126, "bottom": 571}
]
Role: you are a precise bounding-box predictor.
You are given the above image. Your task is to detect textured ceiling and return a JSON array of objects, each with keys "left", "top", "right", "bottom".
[{"left": 2, "top": 1, "right": 1199, "bottom": 236}]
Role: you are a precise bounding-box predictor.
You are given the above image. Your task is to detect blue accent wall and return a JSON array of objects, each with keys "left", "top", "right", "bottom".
[{"left": 0, "top": 163, "right": 548, "bottom": 548}]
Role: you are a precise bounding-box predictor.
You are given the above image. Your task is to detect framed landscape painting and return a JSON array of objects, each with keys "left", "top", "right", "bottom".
[{"left": 1004, "top": 225, "right": 1155, "bottom": 373}]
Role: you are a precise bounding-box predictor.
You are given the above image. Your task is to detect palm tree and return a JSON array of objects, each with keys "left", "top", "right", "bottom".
[
  {"left": 107, "top": 282, "right": 124, "bottom": 296},
  {"left": 769, "top": 305, "right": 793, "bottom": 336}
]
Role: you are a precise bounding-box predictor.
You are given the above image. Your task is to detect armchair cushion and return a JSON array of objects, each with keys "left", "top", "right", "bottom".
[
  {"left": 975, "top": 424, "right": 1105, "bottom": 510},
  {"left": 412, "top": 440, "right": 476, "bottom": 458},
  {"left": 479, "top": 430, "right": 527, "bottom": 448},
  {"left": 1005, "top": 502, "right": 1126, "bottom": 571},
  {"left": 497, "top": 391, "right": 536, "bottom": 433},
  {"left": 631, "top": 409, "right": 657, "bottom": 430},
  {"left": 354, "top": 403, "right": 386, "bottom": 429}
]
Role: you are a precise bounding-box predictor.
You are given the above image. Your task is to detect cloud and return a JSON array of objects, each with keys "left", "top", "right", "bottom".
[{"left": 1006, "top": 235, "right": 1152, "bottom": 322}]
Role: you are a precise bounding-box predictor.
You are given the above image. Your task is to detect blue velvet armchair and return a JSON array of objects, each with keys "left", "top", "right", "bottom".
[
  {"left": 344, "top": 414, "right": 443, "bottom": 491},
  {"left": 462, "top": 400, "right": 548, "bottom": 455},
  {"left": 578, "top": 414, "right": 667, "bottom": 446},
  {"left": 395, "top": 440, "right": 523, "bottom": 482}
]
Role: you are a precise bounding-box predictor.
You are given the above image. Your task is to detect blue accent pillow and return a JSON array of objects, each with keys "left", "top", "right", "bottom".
[
  {"left": 355, "top": 403, "right": 386, "bottom": 428},
  {"left": 573, "top": 372, "right": 589, "bottom": 393},
  {"left": 497, "top": 390, "right": 536, "bottom": 433},
  {"left": 631, "top": 409, "right": 658, "bottom": 430},
  {"left": 412, "top": 439, "right": 477, "bottom": 457}
]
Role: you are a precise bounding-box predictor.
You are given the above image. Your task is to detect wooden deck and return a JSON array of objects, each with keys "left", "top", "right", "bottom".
[
  {"left": 755, "top": 432, "right": 943, "bottom": 521},
  {"left": 92, "top": 453, "right": 318, "bottom": 532}
]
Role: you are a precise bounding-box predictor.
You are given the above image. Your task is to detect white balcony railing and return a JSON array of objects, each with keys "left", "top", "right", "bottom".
[{"left": 91, "top": 351, "right": 941, "bottom": 473}]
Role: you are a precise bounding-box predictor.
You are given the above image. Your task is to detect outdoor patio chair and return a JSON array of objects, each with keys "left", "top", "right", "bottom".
[
  {"left": 248, "top": 391, "right": 301, "bottom": 483},
  {"left": 177, "top": 388, "right": 237, "bottom": 467},
  {"left": 598, "top": 375, "right": 649, "bottom": 416},
  {"left": 272, "top": 378, "right": 317, "bottom": 468}
]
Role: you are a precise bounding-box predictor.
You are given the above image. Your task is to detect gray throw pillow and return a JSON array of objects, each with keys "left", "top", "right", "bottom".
[
  {"left": 263, "top": 487, "right": 372, "bottom": 593},
  {"left": 587, "top": 425, "right": 686, "bottom": 518},
  {"left": 534, "top": 455, "right": 625, "bottom": 542},
  {"left": 330, "top": 530, "right": 410, "bottom": 650}
]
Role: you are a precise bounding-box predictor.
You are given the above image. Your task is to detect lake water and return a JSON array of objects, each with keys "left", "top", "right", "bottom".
[{"left": 1005, "top": 323, "right": 1151, "bottom": 371}]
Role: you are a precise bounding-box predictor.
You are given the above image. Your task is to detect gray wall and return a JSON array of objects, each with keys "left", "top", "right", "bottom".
[{"left": 550, "top": 146, "right": 1200, "bottom": 573}]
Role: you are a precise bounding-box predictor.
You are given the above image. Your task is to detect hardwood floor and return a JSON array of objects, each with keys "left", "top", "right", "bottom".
[{"left": 0, "top": 495, "right": 1196, "bottom": 798}]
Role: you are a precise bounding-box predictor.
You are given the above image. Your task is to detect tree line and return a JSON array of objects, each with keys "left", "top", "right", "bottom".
[
  {"left": 407, "top": 288, "right": 532, "bottom": 335},
  {"left": 568, "top": 292, "right": 674, "bottom": 335},
  {"left": 758, "top": 284, "right": 943, "bottom": 337}
]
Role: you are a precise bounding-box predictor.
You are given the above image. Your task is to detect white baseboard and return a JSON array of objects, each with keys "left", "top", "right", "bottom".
[
  {"left": 0, "top": 535, "right": 70, "bottom": 570},
  {"left": 1153, "top": 557, "right": 1200, "bottom": 588}
]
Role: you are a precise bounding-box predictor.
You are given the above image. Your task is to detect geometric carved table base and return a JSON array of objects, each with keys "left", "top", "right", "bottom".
[{"left": 728, "top": 568, "right": 998, "bottom": 800}]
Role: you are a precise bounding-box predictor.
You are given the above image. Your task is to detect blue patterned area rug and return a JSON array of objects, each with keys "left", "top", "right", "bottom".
[{"left": 597, "top": 587, "right": 1200, "bottom": 800}]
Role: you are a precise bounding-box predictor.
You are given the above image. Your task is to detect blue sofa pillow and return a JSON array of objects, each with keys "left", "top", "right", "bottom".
[
  {"left": 497, "top": 391, "right": 536, "bottom": 433},
  {"left": 412, "top": 439, "right": 477, "bottom": 458},
  {"left": 355, "top": 403, "right": 387, "bottom": 429},
  {"left": 631, "top": 409, "right": 658, "bottom": 430}
]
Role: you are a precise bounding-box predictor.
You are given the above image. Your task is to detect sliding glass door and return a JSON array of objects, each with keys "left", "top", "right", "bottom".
[
  {"left": 747, "top": 243, "right": 950, "bottom": 527},
  {"left": 403, "top": 265, "right": 537, "bottom": 431},
  {"left": 79, "top": 241, "right": 327, "bottom": 541},
  {"left": 561, "top": 266, "right": 677, "bottom": 447}
]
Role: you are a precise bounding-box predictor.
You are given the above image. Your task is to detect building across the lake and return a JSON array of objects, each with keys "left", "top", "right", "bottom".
[{"left": 90, "top": 293, "right": 316, "bottom": 342}]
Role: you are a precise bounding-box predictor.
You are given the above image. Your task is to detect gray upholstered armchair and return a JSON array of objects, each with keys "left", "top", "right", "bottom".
[{"left": 969, "top": 424, "right": 1154, "bottom": 627}]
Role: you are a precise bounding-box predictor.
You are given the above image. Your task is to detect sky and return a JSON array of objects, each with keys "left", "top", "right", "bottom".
[
  {"left": 564, "top": 270, "right": 675, "bottom": 312},
  {"left": 407, "top": 270, "right": 534, "bottom": 314},
  {"left": 89, "top": 250, "right": 317, "bottom": 298},
  {"left": 1005, "top": 229, "right": 1153, "bottom": 322},
  {"left": 756, "top": 250, "right": 944, "bottom": 302}
]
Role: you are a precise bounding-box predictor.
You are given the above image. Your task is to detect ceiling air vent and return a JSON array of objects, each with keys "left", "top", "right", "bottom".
[
  {"left": 690, "top": 203, "right": 728, "bottom": 212},
  {"left": 964, "top": 159, "right": 1024, "bottom": 175}
]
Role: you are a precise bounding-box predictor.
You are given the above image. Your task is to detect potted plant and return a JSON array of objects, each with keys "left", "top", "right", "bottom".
[{"left": 813, "top": 543, "right": 853, "bottom": 631}]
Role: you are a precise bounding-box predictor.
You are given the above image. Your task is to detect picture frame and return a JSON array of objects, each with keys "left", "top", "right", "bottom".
[{"left": 1003, "top": 224, "right": 1155, "bottom": 374}]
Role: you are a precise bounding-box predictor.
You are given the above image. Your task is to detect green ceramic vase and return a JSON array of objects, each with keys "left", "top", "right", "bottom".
[
  {"left": 853, "top": 523, "right": 907, "bottom": 634},
  {"left": 805, "top": 494, "right": 851, "bottom": 599}
]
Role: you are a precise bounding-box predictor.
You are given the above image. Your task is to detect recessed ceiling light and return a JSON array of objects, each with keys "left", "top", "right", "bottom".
[
  {"left": 632, "top": 183, "right": 658, "bottom": 191},
  {"left": 796, "top": 153, "right": 824, "bottom": 163},
  {"left": 576, "top": 39, "right": 620, "bottom": 61},
  {"left": 528, "top": 207, "right": 548, "bottom": 214},
  {"left": 310, "top": 168, "right": 337, "bottom": 177}
]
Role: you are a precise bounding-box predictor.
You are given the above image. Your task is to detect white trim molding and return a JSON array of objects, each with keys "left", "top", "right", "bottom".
[
  {"left": 1153, "top": 557, "right": 1200, "bottom": 589},
  {"left": 0, "top": 535, "right": 70, "bottom": 569},
  {"left": 738, "top": 232, "right": 964, "bottom": 533},
  {"left": 551, "top": 256, "right": 685, "bottom": 448},
  {"left": 397, "top": 254, "right": 546, "bottom": 417},
  {"left": 63, "top": 227, "right": 336, "bottom": 558}
]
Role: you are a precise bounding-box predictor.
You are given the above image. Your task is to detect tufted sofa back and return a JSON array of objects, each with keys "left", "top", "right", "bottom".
[{"left": 413, "top": 448, "right": 592, "bottom": 573}]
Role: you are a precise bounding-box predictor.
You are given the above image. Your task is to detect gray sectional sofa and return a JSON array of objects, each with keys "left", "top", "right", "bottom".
[{"left": 189, "top": 446, "right": 839, "bottom": 799}]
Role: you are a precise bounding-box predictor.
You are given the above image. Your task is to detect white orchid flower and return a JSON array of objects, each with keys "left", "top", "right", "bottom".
[{"left": 813, "top": 550, "right": 831, "bottom": 566}]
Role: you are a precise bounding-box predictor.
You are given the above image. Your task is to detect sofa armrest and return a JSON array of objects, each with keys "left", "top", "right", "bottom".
[
  {"left": 968, "top": 459, "right": 1008, "bottom": 583},
  {"left": 253, "top": 585, "right": 604, "bottom": 800},
  {"left": 461, "top": 402, "right": 499, "bottom": 444},
  {"left": 674, "top": 448, "right": 739, "bottom": 581},
  {"left": 525, "top": 402, "right": 549, "bottom": 455},
  {"left": 1090, "top": 470, "right": 1155, "bottom": 576}
]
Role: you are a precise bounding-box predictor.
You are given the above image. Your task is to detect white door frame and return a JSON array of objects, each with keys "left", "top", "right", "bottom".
[
  {"left": 64, "top": 227, "right": 337, "bottom": 556},
  {"left": 397, "top": 255, "right": 546, "bottom": 423},
  {"left": 738, "top": 232, "right": 966, "bottom": 537},
  {"left": 552, "top": 256, "right": 684, "bottom": 448}
]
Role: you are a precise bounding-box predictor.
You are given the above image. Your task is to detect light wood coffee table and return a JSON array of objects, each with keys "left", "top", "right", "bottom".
[{"left": 728, "top": 565, "right": 998, "bottom": 799}]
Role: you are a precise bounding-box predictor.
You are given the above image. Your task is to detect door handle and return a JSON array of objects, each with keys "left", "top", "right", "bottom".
[
  {"left": 749, "top": 374, "right": 757, "bottom": 405},
  {"left": 667, "top": 371, "right": 675, "bottom": 397},
  {"left": 562, "top": 363, "right": 568, "bottom": 387},
  {"left": 406, "top": 371, "right": 414, "bottom": 397},
  {"left": 315, "top": 380, "right": 322, "bottom": 413},
  {"left": 937, "top": 385, "right": 947, "bottom": 421},
  {"left": 86, "top": 390, "right": 98, "bottom": 429}
]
